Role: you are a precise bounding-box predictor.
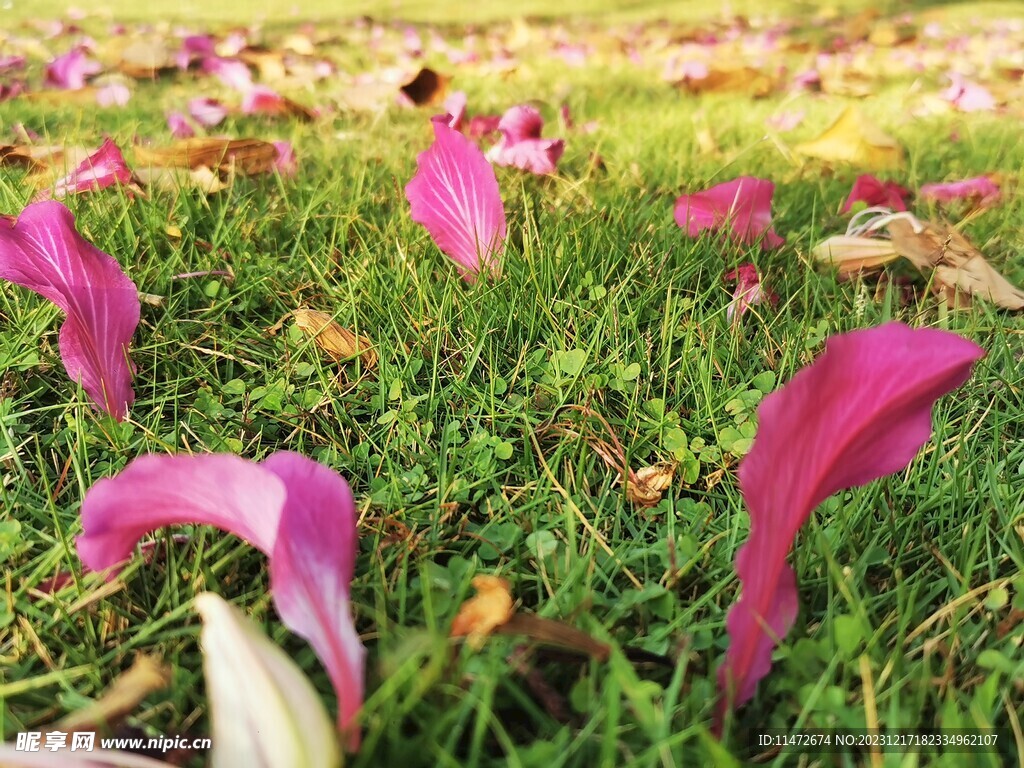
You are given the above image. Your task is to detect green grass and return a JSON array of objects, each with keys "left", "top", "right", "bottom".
[{"left": 2, "top": 4, "right": 1024, "bottom": 768}]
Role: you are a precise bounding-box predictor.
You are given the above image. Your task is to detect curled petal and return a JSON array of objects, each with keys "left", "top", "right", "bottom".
[
  {"left": 46, "top": 48, "right": 101, "bottom": 89},
  {"left": 716, "top": 323, "right": 983, "bottom": 730},
  {"left": 919, "top": 176, "right": 1000, "bottom": 206},
  {"left": 486, "top": 138, "right": 565, "bottom": 175},
  {"left": 405, "top": 120, "right": 507, "bottom": 281},
  {"left": 37, "top": 138, "right": 133, "bottom": 201},
  {"left": 166, "top": 111, "right": 196, "bottom": 138},
  {"left": 497, "top": 105, "right": 544, "bottom": 143},
  {"left": 0, "top": 201, "right": 139, "bottom": 419},
  {"left": 188, "top": 97, "right": 228, "bottom": 127},
  {"left": 841, "top": 174, "right": 909, "bottom": 213}
]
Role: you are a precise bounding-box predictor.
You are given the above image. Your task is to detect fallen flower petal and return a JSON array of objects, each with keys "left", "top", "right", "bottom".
[
  {"left": 166, "top": 110, "right": 196, "bottom": 138},
  {"left": 0, "top": 201, "right": 140, "bottom": 419},
  {"left": 451, "top": 575, "right": 515, "bottom": 649},
  {"left": 197, "top": 592, "right": 342, "bottom": 768},
  {"left": 37, "top": 137, "right": 133, "bottom": 201},
  {"left": 841, "top": 174, "right": 910, "bottom": 213},
  {"left": 273, "top": 140, "right": 297, "bottom": 176},
  {"left": 716, "top": 323, "right": 983, "bottom": 731},
  {"left": 405, "top": 120, "right": 507, "bottom": 281},
  {"left": 188, "top": 97, "right": 228, "bottom": 127},
  {"left": 942, "top": 73, "right": 996, "bottom": 112},
  {"left": 76, "top": 451, "right": 365, "bottom": 750},
  {"left": 724, "top": 263, "right": 776, "bottom": 321},
  {"left": 919, "top": 176, "right": 1000, "bottom": 206},
  {"left": 46, "top": 48, "right": 101, "bottom": 90},
  {"left": 95, "top": 82, "right": 131, "bottom": 107},
  {"left": 437, "top": 90, "right": 467, "bottom": 130},
  {"left": 204, "top": 56, "right": 253, "bottom": 90},
  {"left": 486, "top": 105, "right": 565, "bottom": 175},
  {"left": 674, "top": 177, "right": 784, "bottom": 249}
]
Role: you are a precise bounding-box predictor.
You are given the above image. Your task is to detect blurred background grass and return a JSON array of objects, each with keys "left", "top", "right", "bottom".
[{"left": 8, "top": 0, "right": 1024, "bottom": 24}]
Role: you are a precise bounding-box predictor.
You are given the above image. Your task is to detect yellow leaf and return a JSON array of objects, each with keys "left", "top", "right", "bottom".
[
  {"left": 292, "top": 309, "right": 377, "bottom": 367},
  {"left": 450, "top": 575, "right": 514, "bottom": 650},
  {"left": 812, "top": 235, "right": 900, "bottom": 276},
  {"left": 795, "top": 107, "right": 902, "bottom": 169},
  {"left": 133, "top": 138, "right": 278, "bottom": 175}
]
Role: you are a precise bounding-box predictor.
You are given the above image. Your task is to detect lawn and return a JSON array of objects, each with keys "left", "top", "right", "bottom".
[{"left": 1, "top": 2, "right": 1023, "bottom": 767}]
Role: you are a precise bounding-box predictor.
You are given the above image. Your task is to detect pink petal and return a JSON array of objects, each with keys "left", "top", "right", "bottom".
[
  {"left": 487, "top": 138, "right": 565, "bottom": 175},
  {"left": 942, "top": 73, "right": 996, "bottom": 112},
  {"left": 272, "top": 140, "right": 297, "bottom": 176},
  {"left": 188, "top": 97, "right": 228, "bottom": 127},
  {"left": 405, "top": 120, "right": 507, "bottom": 282},
  {"left": 240, "top": 84, "right": 286, "bottom": 115},
  {"left": 919, "top": 176, "right": 1000, "bottom": 206},
  {"left": 437, "top": 90, "right": 467, "bottom": 131},
  {"left": 38, "top": 138, "right": 133, "bottom": 201},
  {"left": 724, "top": 263, "right": 774, "bottom": 322},
  {"left": 841, "top": 174, "right": 910, "bottom": 213},
  {"left": 166, "top": 110, "right": 196, "bottom": 138},
  {"left": 95, "top": 82, "right": 130, "bottom": 107},
  {"left": 177, "top": 34, "right": 215, "bottom": 69},
  {"left": 467, "top": 114, "right": 501, "bottom": 139},
  {"left": 497, "top": 105, "right": 544, "bottom": 143},
  {"left": 0, "top": 54, "right": 26, "bottom": 73},
  {"left": 716, "top": 323, "right": 984, "bottom": 731},
  {"left": 45, "top": 48, "right": 101, "bottom": 90},
  {"left": 765, "top": 110, "right": 804, "bottom": 132},
  {"left": 0, "top": 201, "right": 140, "bottom": 419},
  {"left": 674, "top": 177, "right": 784, "bottom": 249},
  {"left": 77, "top": 454, "right": 287, "bottom": 571},
  {"left": 76, "top": 451, "right": 365, "bottom": 747},
  {"left": 262, "top": 452, "right": 365, "bottom": 751},
  {"left": 204, "top": 56, "right": 253, "bottom": 91}
]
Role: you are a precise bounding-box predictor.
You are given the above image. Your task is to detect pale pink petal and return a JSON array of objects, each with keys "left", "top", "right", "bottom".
[
  {"left": 841, "top": 174, "right": 910, "bottom": 213},
  {"left": 76, "top": 451, "right": 366, "bottom": 749},
  {"left": 405, "top": 120, "right": 507, "bottom": 282},
  {"left": 942, "top": 73, "right": 996, "bottom": 112},
  {"left": 486, "top": 138, "right": 565, "bottom": 175},
  {"left": 765, "top": 110, "right": 804, "bottom": 132},
  {"left": 166, "top": 110, "right": 196, "bottom": 138},
  {"left": 715, "top": 323, "right": 984, "bottom": 731},
  {"left": 203, "top": 56, "right": 252, "bottom": 91},
  {"left": 0, "top": 54, "right": 26, "bottom": 73},
  {"left": 38, "top": 137, "right": 133, "bottom": 201},
  {"left": 0, "top": 201, "right": 140, "bottom": 419},
  {"left": 188, "top": 97, "right": 227, "bottom": 127},
  {"left": 262, "top": 452, "right": 365, "bottom": 750},
  {"left": 674, "top": 177, "right": 784, "bottom": 249},
  {"left": 919, "top": 176, "right": 1000, "bottom": 206},
  {"left": 95, "top": 82, "right": 130, "bottom": 107},
  {"left": 272, "top": 140, "right": 297, "bottom": 176},
  {"left": 45, "top": 48, "right": 101, "bottom": 90},
  {"left": 438, "top": 90, "right": 467, "bottom": 131}
]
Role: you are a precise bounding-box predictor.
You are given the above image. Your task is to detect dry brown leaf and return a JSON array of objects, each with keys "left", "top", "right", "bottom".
[
  {"left": 626, "top": 463, "right": 676, "bottom": 508},
  {"left": 111, "top": 39, "right": 177, "bottom": 78},
  {"left": 867, "top": 21, "right": 917, "bottom": 47},
  {"left": 888, "top": 218, "right": 1024, "bottom": 309},
  {"left": 0, "top": 144, "right": 94, "bottom": 173},
  {"left": 813, "top": 235, "right": 901, "bottom": 276},
  {"left": 400, "top": 67, "right": 448, "bottom": 106},
  {"left": 450, "top": 575, "right": 514, "bottom": 650},
  {"left": 133, "top": 138, "right": 277, "bottom": 175},
  {"left": 23, "top": 88, "right": 108, "bottom": 106},
  {"left": 678, "top": 66, "right": 776, "bottom": 98},
  {"left": 292, "top": 309, "right": 377, "bottom": 367},
  {"left": 55, "top": 655, "right": 170, "bottom": 733},
  {"left": 795, "top": 106, "right": 902, "bottom": 169}
]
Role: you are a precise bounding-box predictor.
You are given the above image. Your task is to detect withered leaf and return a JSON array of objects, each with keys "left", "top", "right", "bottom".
[
  {"left": 813, "top": 235, "right": 901, "bottom": 276},
  {"left": 133, "top": 138, "right": 277, "bottom": 175},
  {"left": 55, "top": 655, "right": 171, "bottom": 733},
  {"left": 678, "top": 66, "right": 776, "bottom": 98},
  {"left": 292, "top": 309, "right": 377, "bottom": 367},
  {"left": 112, "top": 39, "right": 177, "bottom": 78},
  {"left": 795, "top": 106, "right": 902, "bottom": 169},
  {"left": 450, "top": 575, "right": 514, "bottom": 650},
  {"left": 626, "top": 463, "right": 675, "bottom": 508},
  {"left": 400, "top": 67, "right": 448, "bottom": 106},
  {"left": 134, "top": 164, "right": 233, "bottom": 194}
]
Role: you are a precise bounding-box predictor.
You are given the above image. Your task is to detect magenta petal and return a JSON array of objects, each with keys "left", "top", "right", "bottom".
[
  {"left": 405, "top": 120, "right": 507, "bottom": 281},
  {"left": 487, "top": 138, "right": 565, "bottom": 175},
  {"left": 46, "top": 48, "right": 101, "bottom": 89},
  {"left": 272, "top": 140, "right": 297, "bottom": 176},
  {"left": 715, "top": 323, "right": 984, "bottom": 730},
  {"left": 262, "top": 452, "right": 365, "bottom": 751},
  {"left": 468, "top": 114, "right": 501, "bottom": 139},
  {"left": 40, "top": 138, "right": 133, "bottom": 201},
  {"left": 77, "top": 454, "right": 287, "bottom": 572},
  {"left": 724, "top": 262, "right": 773, "bottom": 322},
  {"left": 188, "top": 97, "right": 227, "bottom": 127},
  {"left": 674, "top": 177, "right": 784, "bottom": 250},
  {"left": 919, "top": 176, "right": 1000, "bottom": 205},
  {"left": 497, "top": 105, "right": 544, "bottom": 143},
  {"left": 841, "top": 174, "right": 910, "bottom": 213},
  {"left": 240, "top": 85, "right": 286, "bottom": 115},
  {"left": 0, "top": 201, "right": 140, "bottom": 419},
  {"left": 204, "top": 56, "right": 253, "bottom": 91},
  {"left": 438, "top": 90, "right": 467, "bottom": 131}
]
